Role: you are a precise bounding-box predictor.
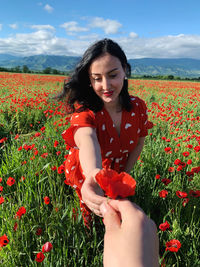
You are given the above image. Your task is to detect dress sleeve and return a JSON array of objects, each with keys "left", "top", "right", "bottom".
[
  {"left": 138, "top": 98, "right": 153, "bottom": 137},
  {"left": 62, "top": 110, "right": 96, "bottom": 148}
]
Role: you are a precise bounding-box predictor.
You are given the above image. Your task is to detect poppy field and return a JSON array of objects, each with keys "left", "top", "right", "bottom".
[{"left": 0, "top": 72, "right": 200, "bottom": 266}]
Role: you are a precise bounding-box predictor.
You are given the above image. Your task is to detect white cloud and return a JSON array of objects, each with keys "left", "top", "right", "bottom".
[
  {"left": 0, "top": 27, "right": 200, "bottom": 60},
  {"left": 44, "top": 4, "right": 54, "bottom": 13},
  {"left": 31, "top": 24, "right": 55, "bottom": 31},
  {"left": 9, "top": 23, "right": 18, "bottom": 29},
  {"left": 60, "top": 21, "right": 88, "bottom": 33},
  {"left": 117, "top": 34, "right": 200, "bottom": 59},
  {"left": 89, "top": 17, "right": 122, "bottom": 34},
  {"left": 129, "top": 32, "right": 138, "bottom": 38},
  {"left": 0, "top": 24, "right": 2, "bottom": 31}
]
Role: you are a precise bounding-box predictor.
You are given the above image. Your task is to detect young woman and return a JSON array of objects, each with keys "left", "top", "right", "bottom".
[{"left": 61, "top": 38, "right": 153, "bottom": 226}]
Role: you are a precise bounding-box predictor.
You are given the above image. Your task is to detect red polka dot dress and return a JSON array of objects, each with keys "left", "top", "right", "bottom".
[{"left": 62, "top": 96, "right": 153, "bottom": 227}]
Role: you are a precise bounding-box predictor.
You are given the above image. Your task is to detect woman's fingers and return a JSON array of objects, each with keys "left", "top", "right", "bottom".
[{"left": 81, "top": 177, "right": 107, "bottom": 216}]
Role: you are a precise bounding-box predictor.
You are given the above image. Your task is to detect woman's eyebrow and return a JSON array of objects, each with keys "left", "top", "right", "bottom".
[{"left": 90, "top": 68, "right": 118, "bottom": 75}]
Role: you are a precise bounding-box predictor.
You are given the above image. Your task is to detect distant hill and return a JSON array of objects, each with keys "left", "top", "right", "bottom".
[{"left": 0, "top": 54, "right": 200, "bottom": 77}]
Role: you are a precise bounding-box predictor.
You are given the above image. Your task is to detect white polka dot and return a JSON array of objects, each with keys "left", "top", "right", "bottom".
[
  {"left": 141, "top": 114, "right": 144, "bottom": 116},
  {"left": 137, "top": 128, "right": 141, "bottom": 134},
  {"left": 131, "top": 112, "right": 135, "bottom": 116},
  {"left": 73, "top": 185, "right": 77, "bottom": 189},
  {"left": 131, "top": 97, "right": 135, "bottom": 101},
  {"left": 66, "top": 169, "right": 69, "bottom": 174},
  {"left": 102, "top": 124, "right": 106, "bottom": 131},
  {"left": 113, "top": 124, "right": 115, "bottom": 127},
  {"left": 130, "top": 140, "right": 134, "bottom": 144},
  {"left": 144, "top": 120, "right": 147, "bottom": 125},
  {"left": 125, "top": 123, "right": 132, "bottom": 129},
  {"left": 115, "top": 158, "right": 119, "bottom": 163},
  {"left": 110, "top": 137, "right": 114, "bottom": 143},
  {"left": 101, "top": 111, "right": 104, "bottom": 115},
  {"left": 74, "top": 115, "right": 79, "bottom": 118},
  {"left": 136, "top": 102, "right": 139, "bottom": 106},
  {"left": 69, "top": 151, "right": 72, "bottom": 155},
  {"left": 122, "top": 150, "right": 129, "bottom": 153},
  {"left": 105, "top": 151, "right": 112, "bottom": 157},
  {"left": 79, "top": 179, "right": 83, "bottom": 183},
  {"left": 71, "top": 166, "right": 76, "bottom": 171}
]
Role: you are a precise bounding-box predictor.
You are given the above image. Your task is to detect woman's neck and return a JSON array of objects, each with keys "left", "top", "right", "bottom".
[{"left": 104, "top": 99, "right": 122, "bottom": 114}]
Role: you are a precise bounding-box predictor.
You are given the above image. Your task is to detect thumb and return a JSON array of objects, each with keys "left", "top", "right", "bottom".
[{"left": 100, "top": 202, "right": 121, "bottom": 231}]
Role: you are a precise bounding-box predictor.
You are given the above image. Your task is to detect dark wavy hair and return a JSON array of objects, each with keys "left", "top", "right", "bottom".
[{"left": 58, "top": 38, "right": 132, "bottom": 113}]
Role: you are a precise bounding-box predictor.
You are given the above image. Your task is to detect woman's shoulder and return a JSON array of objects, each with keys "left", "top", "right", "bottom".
[{"left": 129, "top": 95, "right": 147, "bottom": 110}]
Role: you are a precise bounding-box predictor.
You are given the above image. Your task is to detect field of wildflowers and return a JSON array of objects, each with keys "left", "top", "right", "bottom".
[{"left": 0, "top": 73, "right": 199, "bottom": 266}]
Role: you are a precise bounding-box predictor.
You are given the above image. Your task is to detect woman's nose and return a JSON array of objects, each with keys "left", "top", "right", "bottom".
[{"left": 102, "top": 77, "right": 110, "bottom": 90}]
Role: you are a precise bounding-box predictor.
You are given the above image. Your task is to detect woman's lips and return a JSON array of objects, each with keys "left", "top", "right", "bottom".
[{"left": 103, "top": 91, "right": 113, "bottom": 97}]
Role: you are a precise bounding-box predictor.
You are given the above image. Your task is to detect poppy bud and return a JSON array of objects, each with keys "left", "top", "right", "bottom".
[{"left": 42, "top": 242, "right": 53, "bottom": 253}]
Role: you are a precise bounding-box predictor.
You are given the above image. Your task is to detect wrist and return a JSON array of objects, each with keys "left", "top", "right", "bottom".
[{"left": 88, "top": 168, "right": 101, "bottom": 182}]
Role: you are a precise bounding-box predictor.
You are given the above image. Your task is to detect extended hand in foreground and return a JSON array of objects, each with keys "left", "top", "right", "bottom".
[{"left": 100, "top": 199, "right": 159, "bottom": 267}]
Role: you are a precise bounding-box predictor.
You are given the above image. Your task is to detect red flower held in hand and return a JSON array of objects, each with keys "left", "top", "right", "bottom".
[
  {"left": 42, "top": 242, "right": 53, "bottom": 253},
  {"left": 95, "top": 169, "right": 136, "bottom": 199},
  {"left": 35, "top": 252, "right": 45, "bottom": 262},
  {"left": 165, "top": 239, "right": 181, "bottom": 252},
  {"left": 0, "top": 234, "right": 9, "bottom": 247}
]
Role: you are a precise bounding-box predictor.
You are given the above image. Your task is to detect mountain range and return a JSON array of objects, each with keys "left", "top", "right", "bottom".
[{"left": 1, "top": 54, "right": 200, "bottom": 77}]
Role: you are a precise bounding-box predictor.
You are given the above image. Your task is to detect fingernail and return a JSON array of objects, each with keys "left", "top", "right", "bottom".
[{"left": 100, "top": 202, "right": 108, "bottom": 216}]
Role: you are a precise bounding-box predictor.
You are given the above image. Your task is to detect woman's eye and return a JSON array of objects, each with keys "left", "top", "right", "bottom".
[
  {"left": 110, "top": 74, "right": 117, "bottom": 78},
  {"left": 92, "top": 77, "right": 101, "bottom": 81}
]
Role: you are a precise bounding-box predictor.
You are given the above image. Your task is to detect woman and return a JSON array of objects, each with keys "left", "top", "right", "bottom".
[{"left": 61, "top": 38, "right": 153, "bottom": 226}]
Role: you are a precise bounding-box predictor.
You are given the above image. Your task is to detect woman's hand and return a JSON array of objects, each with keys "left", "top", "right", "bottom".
[{"left": 81, "top": 169, "right": 107, "bottom": 216}]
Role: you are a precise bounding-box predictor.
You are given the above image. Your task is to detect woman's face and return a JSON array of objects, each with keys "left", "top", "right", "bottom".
[{"left": 88, "top": 53, "right": 126, "bottom": 108}]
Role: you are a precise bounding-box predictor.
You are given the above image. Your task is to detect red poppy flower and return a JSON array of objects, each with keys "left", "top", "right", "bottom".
[
  {"left": 159, "top": 190, "right": 168, "bottom": 198},
  {"left": 0, "top": 177, "right": 2, "bottom": 183},
  {"left": 161, "top": 178, "right": 172, "bottom": 186},
  {"left": 176, "top": 191, "right": 188, "bottom": 198},
  {"left": 0, "top": 196, "right": 4, "bottom": 204},
  {"left": 159, "top": 221, "right": 170, "bottom": 231},
  {"left": 44, "top": 196, "right": 50, "bottom": 205},
  {"left": 13, "top": 222, "right": 18, "bottom": 231},
  {"left": 6, "top": 177, "right": 16, "bottom": 186},
  {"left": 174, "top": 159, "right": 181, "bottom": 165},
  {"left": 165, "top": 239, "right": 181, "bottom": 252},
  {"left": 182, "top": 198, "right": 189, "bottom": 207},
  {"left": 0, "top": 186, "right": 3, "bottom": 192},
  {"left": 42, "top": 242, "right": 53, "bottom": 253},
  {"left": 0, "top": 234, "right": 9, "bottom": 247},
  {"left": 182, "top": 151, "right": 190, "bottom": 157},
  {"left": 155, "top": 174, "right": 161, "bottom": 180},
  {"left": 57, "top": 164, "right": 65, "bottom": 174},
  {"left": 54, "top": 140, "right": 59, "bottom": 147},
  {"left": 95, "top": 169, "right": 136, "bottom": 199},
  {"left": 16, "top": 206, "right": 26, "bottom": 219},
  {"left": 189, "top": 190, "right": 200, "bottom": 197},
  {"left": 36, "top": 228, "right": 43, "bottom": 236},
  {"left": 35, "top": 252, "right": 45, "bottom": 262}
]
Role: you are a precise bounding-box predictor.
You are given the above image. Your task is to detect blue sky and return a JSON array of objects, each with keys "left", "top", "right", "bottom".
[{"left": 0, "top": 0, "right": 200, "bottom": 58}]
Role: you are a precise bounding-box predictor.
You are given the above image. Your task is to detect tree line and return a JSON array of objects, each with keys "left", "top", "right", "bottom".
[{"left": 0, "top": 65, "right": 200, "bottom": 82}]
